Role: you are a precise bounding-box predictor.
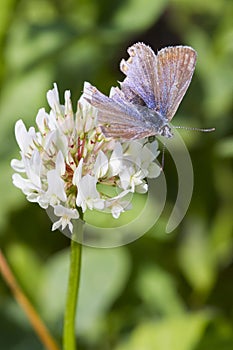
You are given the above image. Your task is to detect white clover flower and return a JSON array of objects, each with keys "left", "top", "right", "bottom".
[
  {"left": 75, "top": 174, "right": 105, "bottom": 212},
  {"left": 52, "top": 205, "right": 79, "bottom": 233},
  {"left": 11, "top": 83, "right": 161, "bottom": 233},
  {"left": 105, "top": 189, "right": 132, "bottom": 218}
]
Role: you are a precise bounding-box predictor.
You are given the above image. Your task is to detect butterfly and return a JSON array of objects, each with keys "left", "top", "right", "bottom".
[{"left": 84, "top": 42, "right": 208, "bottom": 140}]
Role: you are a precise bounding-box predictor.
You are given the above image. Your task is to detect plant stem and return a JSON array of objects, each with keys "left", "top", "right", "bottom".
[
  {"left": 0, "top": 250, "right": 61, "bottom": 350},
  {"left": 63, "top": 219, "right": 84, "bottom": 350}
]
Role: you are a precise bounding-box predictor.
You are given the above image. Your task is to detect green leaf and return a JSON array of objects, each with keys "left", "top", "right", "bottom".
[
  {"left": 136, "top": 264, "right": 185, "bottom": 315},
  {"left": 115, "top": 312, "right": 211, "bottom": 350},
  {"left": 76, "top": 246, "right": 131, "bottom": 336},
  {"left": 39, "top": 246, "right": 131, "bottom": 337},
  {"left": 210, "top": 207, "right": 233, "bottom": 267},
  {"left": 0, "top": 0, "right": 17, "bottom": 43},
  {"left": 6, "top": 243, "right": 43, "bottom": 303},
  {"left": 178, "top": 219, "right": 216, "bottom": 295},
  {"left": 113, "top": 0, "right": 167, "bottom": 32}
]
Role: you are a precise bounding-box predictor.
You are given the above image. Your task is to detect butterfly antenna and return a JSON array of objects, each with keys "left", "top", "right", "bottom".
[{"left": 173, "top": 125, "right": 215, "bottom": 132}]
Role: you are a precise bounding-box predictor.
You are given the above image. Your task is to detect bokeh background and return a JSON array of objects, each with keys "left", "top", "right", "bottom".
[{"left": 0, "top": 0, "right": 232, "bottom": 349}]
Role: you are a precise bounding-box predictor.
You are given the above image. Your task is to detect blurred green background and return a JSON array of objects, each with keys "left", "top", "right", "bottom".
[{"left": 0, "top": 0, "right": 232, "bottom": 349}]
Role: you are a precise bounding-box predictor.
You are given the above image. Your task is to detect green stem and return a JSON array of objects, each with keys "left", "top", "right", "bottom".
[{"left": 63, "top": 219, "right": 84, "bottom": 350}]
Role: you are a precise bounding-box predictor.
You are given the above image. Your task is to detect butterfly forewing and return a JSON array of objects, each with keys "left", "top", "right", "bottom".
[
  {"left": 120, "top": 43, "right": 158, "bottom": 109},
  {"left": 156, "top": 46, "right": 197, "bottom": 121}
]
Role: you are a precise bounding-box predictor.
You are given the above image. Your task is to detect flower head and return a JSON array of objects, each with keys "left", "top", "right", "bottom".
[{"left": 11, "top": 82, "right": 161, "bottom": 233}]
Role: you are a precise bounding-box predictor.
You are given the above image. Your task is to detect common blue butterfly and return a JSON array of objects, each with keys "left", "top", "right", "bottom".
[{"left": 84, "top": 43, "right": 213, "bottom": 139}]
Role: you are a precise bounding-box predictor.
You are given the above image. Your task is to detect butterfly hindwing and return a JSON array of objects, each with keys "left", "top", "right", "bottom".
[{"left": 83, "top": 83, "right": 153, "bottom": 139}]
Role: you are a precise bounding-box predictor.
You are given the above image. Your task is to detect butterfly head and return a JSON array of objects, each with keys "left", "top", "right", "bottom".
[{"left": 159, "top": 124, "right": 173, "bottom": 138}]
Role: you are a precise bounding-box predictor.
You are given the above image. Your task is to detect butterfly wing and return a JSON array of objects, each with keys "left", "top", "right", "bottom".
[
  {"left": 120, "top": 43, "right": 197, "bottom": 121},
  {"left": 156, "top": 46, "right": 197, "bottom": 121},
  {"left": 120, "top": 42, "right": 158, "bottom": 109},
  {"left": 83, "top": 83, "right": 154, "bottom": 139},
  {"left": 83, "top": 44, "right": 197, "bottom": 139}
]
